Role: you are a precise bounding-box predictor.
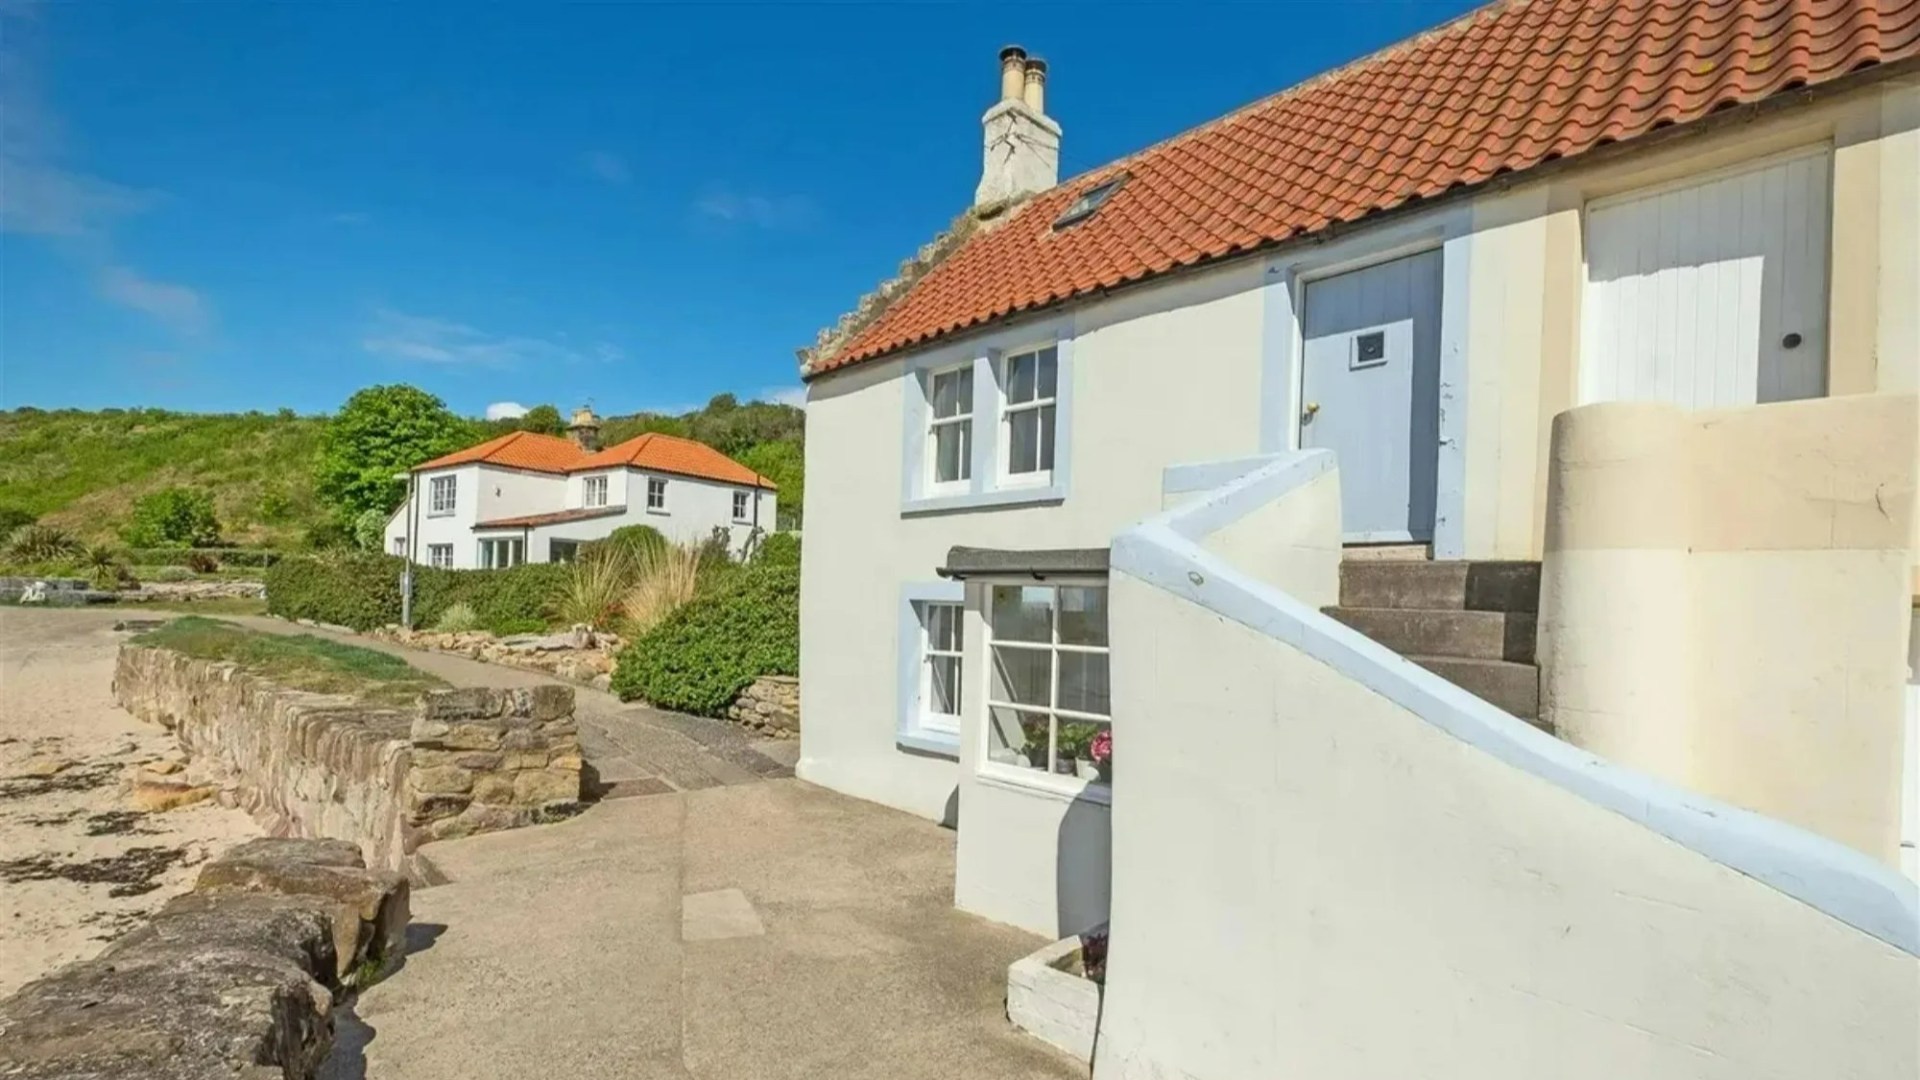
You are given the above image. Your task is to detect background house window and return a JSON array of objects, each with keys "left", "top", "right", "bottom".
[
  {"left": 732, "top": 490, "right": 750, "bottom": 521},
  {"left": 1001, "top": 346, "right": 1057, "bottom": 480},
  {"left": 928, "top": 365, "right": 973, "bottom": 488},
  {"left": 391, "top": 536, "right": 406, "bottom": 556},
  {"left": 920, "top": 601, "right": 964, "bottom": 733},
  {"left": 646, "top": 477, "right": 668, "bottom": 511},
  {"left": 550, "top": 539, "right": 581, "bottom": 563},
  {"left": 985, "top": 583, "right": 1109, "bottom": 782},
  {"left": 583, "top": 475, "right": 609, "bottom": 508},
  {"left": 427, "top": 544, "right": 453, "bottom": 568},
  {"left": 478, "top": 537, "right": 524, "bottom": 569},
  {"left": 428, "top": 475, "right": 456, "bottom": 516}
]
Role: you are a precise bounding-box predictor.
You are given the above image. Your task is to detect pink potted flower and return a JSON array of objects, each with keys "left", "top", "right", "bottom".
[{"left": 1088, "top": 728, "right": 1112, "bottom": 783}]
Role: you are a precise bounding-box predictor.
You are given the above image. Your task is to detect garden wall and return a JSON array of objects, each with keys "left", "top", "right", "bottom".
[
  {"left": 724, "top": 674, "right": 800, "bottom": 737},
  {"left": 113, "top": 644, "right": 582, "bottom": 873}
]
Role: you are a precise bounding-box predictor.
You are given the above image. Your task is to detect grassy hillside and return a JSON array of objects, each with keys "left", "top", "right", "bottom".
[
  {"left": 0, "top": 394, "right": 806, "bottom": 549},
  {"left": 0, "top": 408, "right": 328, "bottom": 547}
]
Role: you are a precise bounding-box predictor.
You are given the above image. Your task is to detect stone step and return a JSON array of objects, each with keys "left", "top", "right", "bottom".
[
  {"left": 1325, "top": 606, "right": 1537, "bottom": 664},
  {"left": 1338, "top": 560, "right": 1540, "bottom": 613},
  {"left": 1407, "top": 655, "right": 1545, "bottom": 728}
]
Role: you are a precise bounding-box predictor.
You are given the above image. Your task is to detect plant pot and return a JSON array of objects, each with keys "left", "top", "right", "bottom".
[{"left": 1074, "top": 758, "right": 1098, "bottom": 780}]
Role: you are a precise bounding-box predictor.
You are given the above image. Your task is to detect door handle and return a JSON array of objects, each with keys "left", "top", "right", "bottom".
[{"left": 1302, "top": 402, "right": 1321, "bottom": 421}]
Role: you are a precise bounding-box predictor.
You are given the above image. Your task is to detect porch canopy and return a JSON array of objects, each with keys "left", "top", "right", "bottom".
[{"left": 936, "top": 546, "right": 1108, "bottom": 581}]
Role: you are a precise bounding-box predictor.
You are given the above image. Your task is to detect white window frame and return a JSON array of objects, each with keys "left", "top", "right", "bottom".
[
  {"left": 925, "top": 362, "right": 974, "bottom": 495},
  {"left": 427, "top": 475, "right": 457, "bottom": 517},
  {"left": 645, "top": 477, "right": 668, "bottom": 512},
  {"left": 996, "top": 344, "right": 1059, "bottom": 487},
  {"left": 732, "top": 490, "right": 750, "bottom": 522},
  {"left": 477, "top": 537, "right": 524, "bottom": 569},
  {"left": 980, "top": 580, "right": 1111, "bottom": 801},
  {"left": 427, "top": 543, "right": 453, "bottom": 569},
  {"left": 918, "top": 601, "right": 965, "bottom": 737},
  {"left": 582, "top": 474, "right": 610, "bottom": 509}
]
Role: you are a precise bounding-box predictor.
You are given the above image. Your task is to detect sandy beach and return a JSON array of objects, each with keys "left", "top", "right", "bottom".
[{"left": 0, "top": 607, "right": 260, "bottom": 997}]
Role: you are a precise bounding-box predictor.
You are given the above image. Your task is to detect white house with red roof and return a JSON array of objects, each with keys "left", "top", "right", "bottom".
[
  {"left": 792, "top": 4, "right": 1918, "bottom": 1075},
  {"left": 383, "top": 408, "right": 776, "bottom": 569}
]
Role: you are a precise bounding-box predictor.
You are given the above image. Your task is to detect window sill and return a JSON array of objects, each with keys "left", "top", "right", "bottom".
[
  {"left": 902, "top": 485, "right": 1065, "bottom": 517},
  {"left": 426, "top": 511, "right": 455, "bottom": 519},
  {"left": 975, "top": 764, "right": 1112, "bottom": 806},
  {"left": 896, "top": 729, "right": 960, "bottom": 758},
  {"left": 646, "top": 508, "right": 671, "bottom": 517}
]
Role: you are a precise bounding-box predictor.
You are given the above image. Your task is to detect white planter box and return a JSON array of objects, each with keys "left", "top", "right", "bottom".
[{"left": 1007, "top": 934, "right": 1101, "bottom": 1065}]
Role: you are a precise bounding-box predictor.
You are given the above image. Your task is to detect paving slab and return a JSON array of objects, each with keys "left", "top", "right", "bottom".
[{"left": 324, "top": 781, "right": 1081, "bottom": 1080}]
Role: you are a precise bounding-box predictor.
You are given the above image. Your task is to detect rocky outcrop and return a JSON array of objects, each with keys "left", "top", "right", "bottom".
[
  {"left": 120, "top": 579, "right": 269, "bottom": 602},
  {"left": 113, "top": 645, "right": 582, "bottom": 874},
  {"left": 0, "top": 837, "right": 408, "bottom": 1080},
  {"left": 724, "top": 675, "right": 800, "bottom": 738}
]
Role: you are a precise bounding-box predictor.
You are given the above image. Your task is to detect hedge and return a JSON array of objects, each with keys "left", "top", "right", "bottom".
[
  {"left": 264, "top": 552, "right": 568, "bottom": 634},
  {"left": 122, "top": 547, "right": 283, "bottom": 568},
  {"left": 608, "top": 539, "right": 798, "bottom": 715}
]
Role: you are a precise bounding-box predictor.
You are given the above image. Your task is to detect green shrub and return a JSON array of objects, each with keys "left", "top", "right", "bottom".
[
  {"left": 148, "top": 566, "right": 197, "bottom": 583},
  {"left": 431, "top": 601, "right": 480, "bottom": 633},
  {"left": 121, "top": 487, "right": 221, "bottom": 548},
  {"left": 266, "top": 553, "right": 570, "bottom": 634},
  {"left": 352, "top": 507, "right": 388, "bottom": 551},
  {"left": 591, "top": 524, "right": 667, "bottom": 563},
  {"left": 0, "top": 507, "right": 35, "bottom": 535},
  {"left": 6, "top": 523, "right": 83, "bottom": 562},
  {"left": 756, "top": 531, "right": 799, "bottom": 567},
  {"left": 609, "top": 544, "right": 798, "bottom": 714}
]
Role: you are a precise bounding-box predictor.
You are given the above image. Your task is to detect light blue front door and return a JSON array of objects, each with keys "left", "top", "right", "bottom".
[{"left": 1299, "top": 249, "right": 1443, "bottom": 542}]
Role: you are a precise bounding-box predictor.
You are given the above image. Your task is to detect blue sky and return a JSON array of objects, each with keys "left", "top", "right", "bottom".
[{"left": 0, "top": 0, "right": 1476, "bottom": 418}]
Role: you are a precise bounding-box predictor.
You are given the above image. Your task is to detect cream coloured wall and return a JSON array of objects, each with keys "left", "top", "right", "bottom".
[
  {"left": 799, "top": 259, "right": 1269, "bottom": 823},
  {"left": 1538, "top": 394, "right": 1920, "bottom": 864},
  {"left": 1098, "top": 570, "right": 1918, "bottom": 1080},
  {"left": 1465, "top": 74, "right": 1920, "bottom": 557}
]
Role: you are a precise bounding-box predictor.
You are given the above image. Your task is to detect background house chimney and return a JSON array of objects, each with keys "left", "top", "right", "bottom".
[
  {"left": 975, "top": 45, "right": 1061, "bottom": 210},
  {"left": 567, "top": 406, "right": 601, "bottom": 451}
]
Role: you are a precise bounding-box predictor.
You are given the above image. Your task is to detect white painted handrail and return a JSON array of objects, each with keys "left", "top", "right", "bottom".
[{"left": 1112, "top": 449, "right": 1920, "bottom": 956}]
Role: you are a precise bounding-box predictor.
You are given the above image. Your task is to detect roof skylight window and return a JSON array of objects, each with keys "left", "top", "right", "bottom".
[{"left": 1052, "top": 173, "right": 1128, "bottom": 230}]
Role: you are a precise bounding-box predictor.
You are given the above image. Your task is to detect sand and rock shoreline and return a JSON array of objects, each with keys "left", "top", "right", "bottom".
[{"left": 0, "top": 607, "right": 260, "bottom": 997}]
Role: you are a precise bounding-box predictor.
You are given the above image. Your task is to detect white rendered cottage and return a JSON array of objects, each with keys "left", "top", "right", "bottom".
[
  {"left": 384, "top": 410, "right": 777, "bottom": 568},
  {"left": 795, "top": 7, "right": 1919, "bottom": 1079}
]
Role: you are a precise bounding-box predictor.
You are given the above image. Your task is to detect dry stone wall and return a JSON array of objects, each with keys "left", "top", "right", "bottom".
[
  {"left": 113, "top": 645, "right": 582, "bottom": 873},
  {"left": 724, "top": 674, "right": 800, "bottom": 737}
]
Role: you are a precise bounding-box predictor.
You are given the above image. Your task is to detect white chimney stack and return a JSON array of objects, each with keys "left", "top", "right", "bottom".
[{"left": 975, "top": 45, "right": 1060, "bottom": 210}]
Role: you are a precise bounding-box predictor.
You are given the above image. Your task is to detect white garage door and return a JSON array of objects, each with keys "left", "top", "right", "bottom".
[{"left": 1580, "top": 148, "right": 1831, "bottom": 409}]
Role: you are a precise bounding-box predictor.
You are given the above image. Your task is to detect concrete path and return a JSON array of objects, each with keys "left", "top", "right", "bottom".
[
  {"left": 325, "top": 780, "right": 1080, "bottom": 1080},
  {"left": 226, "top": 616, "right": 799, "bottom": 797}
]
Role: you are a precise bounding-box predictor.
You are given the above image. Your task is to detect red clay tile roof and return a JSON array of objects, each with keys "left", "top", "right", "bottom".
[
  {"left": 571, "top": 433, "right": 777, "bottom": 490},
  {"left": 414, "top": 431, "right": 584, "bottom": 475},
  {"left": 473, "top": 507, "right": 626, "bottom": 530},
  {"left": 807, "top": 0, "right": 1920, "bottom": 376}
]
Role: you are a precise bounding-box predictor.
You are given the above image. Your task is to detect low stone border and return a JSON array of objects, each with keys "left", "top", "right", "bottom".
[
  {"left": 724, "top": 674, "right": 800, "bottom": 738},
  {"left": 0, "top": 837, "right": 408, "bottom": 1079},
  {"left": 368, "top": 624, "right": 619, "bottom": 690},
  {"left": 1007, "top": 932, "right": 1102, "bottom": 1065},
  {"left": 114, "top": 644, "right": 583, "bottom": 874}
]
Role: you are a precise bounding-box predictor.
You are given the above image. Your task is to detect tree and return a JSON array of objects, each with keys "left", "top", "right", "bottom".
[
  {"left": 121, "top": 487, "right": 221, "bottom": 547},
  {"left": 315, "top": 385, "right": 474, "bottom": 521},
  {"left": 352, "top": 507, "right": 389, "bottom": 551},
  {"left": 519, "top": 404, "right": 565, "bottom": 436},
  {"left": 738, "top": 439, "right": 804, "bottom": 527}
]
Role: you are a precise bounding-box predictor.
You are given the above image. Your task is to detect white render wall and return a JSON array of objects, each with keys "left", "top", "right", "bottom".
[{"left": 799, "top": 258, "right": 1268, "bottom": 826}]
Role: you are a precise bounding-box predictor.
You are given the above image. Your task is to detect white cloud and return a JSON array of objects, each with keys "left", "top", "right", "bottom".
[
  {"left": 584, "top": 151, "right": 630, "bottom": 185},
  {"left": 694, "top": 189, "right": 817, "bottom": 230},
  {"left": 362, "top": 308, "right": 626, "bottom": 369},
  {"left": 98, "top": 265, "right": 207, "bottom": 334},
  {"left": 759, "top": 385, "right": 807, "bottom": 408},
  {"left": 485, "top": 401, "right": 529, "bottom": 420},
  {"left": 2, "top": 7, "right": 206, "bottom": 333}
]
